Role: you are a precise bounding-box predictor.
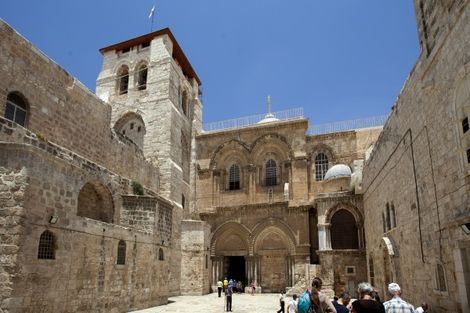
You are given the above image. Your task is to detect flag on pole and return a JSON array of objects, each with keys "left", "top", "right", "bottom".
[{"left": 148, "top": 5, "right": 155, "bottom": 19}]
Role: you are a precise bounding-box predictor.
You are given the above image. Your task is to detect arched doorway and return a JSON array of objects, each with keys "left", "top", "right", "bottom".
[{"left": 254, "top": 226, "right": 295, "bottom": 293}]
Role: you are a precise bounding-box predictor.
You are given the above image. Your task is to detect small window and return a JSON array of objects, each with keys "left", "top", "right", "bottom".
[
  {"left": 463, "top": 117, "right": 469, "bottom": 133},
  {"left": 385, "top": 203, "right": 391, "bottom": 231},
  {"left": 205, "top": 254, "right": 208, "bottom": 269},
  {"left": 345, "top": 266, "right": 356, "bottom": 275},
  {"left": 315, "top": 153, "right": 329, "bottom": 181},
  {"left": 130, "top": 122, "right": 134, "bottom": 130},
  {"left": 141, "top": 41, "right": 150, "bottom": 48},
  {"left": 265, "top": 159, "right": 277, "bottom": 186},
  {"left": 117, "top": 66, "right": 129, "bottom": 95},
  {"left": 38, "top": 230, "right": 55, "bottom": 260},
  {"left": 121, "top": 47, "right": 130, "bottom": 53},
  {"left": 369, "top": 257, "right": 375, "bottom": 286},
  {"left": 182, "top": 194, "right": 185, "bottom": 210},
  {"left": 182, "top": 90, "right": 188, "bottom": 116},
  {"left": 229, "top": 164, "right": 241, "bottom": 190},
  {"left": 158, "top": 248, "right": 164, "bottom": 261},
  {"left": 435, "top": 263, "right": 447, "bottom": 292},
  {"left": 137, "top": 126, "right": 142, "bottom": 132},
  {"left": 391, "top": 204, "right": 396, "bottom": 228},
  {"left": 117, "top": 240, "right": 126, "bottom": 265},
  {"left": 5, "top": 93, "right": 28, "bottom": 127},
  {"left": 382, "top": 212, "right": 386, "bottom": 233},
  {"left": 122, "top": 130, "right": 126, "bottom": 135},
  {"left": 467, "top": 148, "right": 470, "bottom": 163}
]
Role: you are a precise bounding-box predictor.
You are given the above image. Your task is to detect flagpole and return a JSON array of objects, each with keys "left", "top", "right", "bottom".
[
  {"left": 149, "top": 2, "right": 156, "bottom": 32},
  {"left": 151, "top": 13, "right": 154, "bottom": 32}
]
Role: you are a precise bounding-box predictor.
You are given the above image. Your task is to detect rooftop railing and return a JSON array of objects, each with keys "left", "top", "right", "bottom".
[
  {"left": 202, "top": 107, "right": 304, "bottom": 132},
  {"left": 309, "top": 114, "right": 388, "bottom": 135}
]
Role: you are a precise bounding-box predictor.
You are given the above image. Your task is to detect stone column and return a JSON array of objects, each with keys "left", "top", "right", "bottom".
[
  {"left": 212, "top": 170, "right": 220, "bottom": 207},
  {"left": 318, "top": 224, "right": 332, "bottom": 250}
]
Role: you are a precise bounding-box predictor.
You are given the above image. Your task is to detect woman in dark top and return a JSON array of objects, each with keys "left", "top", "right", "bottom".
[{"left": 351, "top": 282, "right": 385, "bottom": 313}]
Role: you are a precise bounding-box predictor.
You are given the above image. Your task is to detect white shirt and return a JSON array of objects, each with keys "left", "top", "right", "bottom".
[{"left": 288, "top": 299, "right": 297, "bottom": 313}]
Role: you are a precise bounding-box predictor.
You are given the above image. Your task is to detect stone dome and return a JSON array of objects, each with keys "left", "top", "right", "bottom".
[{"left": 324, "top": 164, "right": 352, "bottom": 180}]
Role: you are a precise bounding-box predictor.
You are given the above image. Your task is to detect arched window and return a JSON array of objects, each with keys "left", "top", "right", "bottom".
[
  {"left": 117, "top": 240, "right": 126, "bottom": 265},
  {"left": 385, "top": 203, "right": 391, "bottom": 231},
  {"left": 136, "top": 63, "right": 148, "bottom": 90},
  {"left": 5, "top": 92, "right": 28, "bottom": 127},
  {"left": 77, "top": 181, "right": 114, "bottom": 223},
  {"left": 391, "top": 203, "right": 396, "bottom": 228},
  {"left": 315, "top": 153, "right": 329, "bottom": 181},
  {"left": 435, "top": 263, "right": 447, "bottom": 292},
  {"left": 158, "top": 248, "right": 164, "bottom": 261},
  {"left": 117, "top": 65, "right": 129, "bottom": 95},
  {"left": 229, "top": 164, "right": 240, "bottom": 190},
  {"left": 181, "top": 90, "right": 188, "bottom": 116},
  {"left": 330, "top": 209, "right": 359, "bottom": 249},
  {"left": 38, "top": 230, "right": 55, "bottom": 259},
  {"left": 265, "top": 159, "right": 277, "bottom": 186}
]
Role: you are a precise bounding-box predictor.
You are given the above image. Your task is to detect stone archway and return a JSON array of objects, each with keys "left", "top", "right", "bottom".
[{"left": 252, "top": 222, "right": 296, "bottom": 293}]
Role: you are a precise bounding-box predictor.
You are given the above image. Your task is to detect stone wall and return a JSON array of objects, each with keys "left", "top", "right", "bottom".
[
  {"left": 0, "top": 142, "right": 172, "bottom": 313},
  {"left": 363, "top": 2, "right": 470, "bottom": 312}
]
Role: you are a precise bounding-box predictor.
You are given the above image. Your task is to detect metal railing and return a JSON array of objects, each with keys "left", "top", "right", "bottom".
[
  {"left": 309, "top": 114, "right": 388, "bottom": 135},
  {"left": 202, "top": 107, "right": 304, "bottom": 132}
]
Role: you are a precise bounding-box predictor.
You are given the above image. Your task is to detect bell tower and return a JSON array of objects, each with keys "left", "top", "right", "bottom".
[{"left": 95, "top": 28, "right": 203, "bottom": 295}]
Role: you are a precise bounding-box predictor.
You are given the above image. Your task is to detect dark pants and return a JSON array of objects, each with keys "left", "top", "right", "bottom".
[
  {"left": 226, "top": 295, "right": 232, "bottom": 311},
  {"left": 218, "top": 287, "right": 222, "bottom": 297},
  {"left": 277, "top": 301, "right": 285, "bottom": 313}
]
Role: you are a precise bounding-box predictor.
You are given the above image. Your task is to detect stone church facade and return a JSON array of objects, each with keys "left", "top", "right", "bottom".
[{"left": 0, "top": 1, "right": 469, "bottom": 313}]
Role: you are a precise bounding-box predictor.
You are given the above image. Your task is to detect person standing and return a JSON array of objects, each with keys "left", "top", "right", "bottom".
[
  {"left": 416, "top": 303, "right": 428, "bottom": 313},
  {"left": 225, "top": 285, "right": 233, "bottom": 312},
  {"left": 287, "top": 294, "right": 298, "bottom": 313},
  {"left": 223, "top": 277, "right": 228, "bottom": 292},
  {"left": 217, "top": 280, "right": 223, "bottom": 297},
  {"left": 383, "top": 283, "right": 416, "bottom": 313},
  {"left": 350, "top": 282, "right": 385, "bottom": 313},
  {"left": 250, "top": 280, "right": 256, "bottom": 295},
  {"left": 277, "top": 290, "right": 286, "bottom": 313}
]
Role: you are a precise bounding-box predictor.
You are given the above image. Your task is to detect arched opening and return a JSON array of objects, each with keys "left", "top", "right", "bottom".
[
  {"left": 330, "top": 209, "right": 359, "bottom": 249},
  {"left": 158, "top": 248, "right": 164, "bottom": 261},
  {"left": 229, "top": 164, "right": 240, "bottom": 190},
  {"left": 38, "top": 230, "right": 55, "bottom": 260},
  {"left": 136, "top": 62, "right": 148, "bottom": 90},
  {"left": 5, "top": 92, "right": 28, "bottom": 127},
  {"left": 114, "top": 112, "right": 146, "bottom": 150},
  {"left": 117, "top": 240, "right": 126, "bottom": 265},
  {"left": 181, "top": 90, "right": 188, "bottom": 116},
  {"left": 265, "top": 159, "right": 277, "bottom": 186},
  {"left": 315, "top": 152, "right": 329, "bottom": 181},
  {"left": 77, "top": 181, "right": 114, "bottom": 223},
  {"left": 117, "top": 65, "right": 129, "bottom": 95}
]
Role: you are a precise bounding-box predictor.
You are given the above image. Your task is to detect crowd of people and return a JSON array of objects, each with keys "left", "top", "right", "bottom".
[
  {"left": 280, "top": 277, "right": 428, "bottom": 313},
  {"left": 216, "top": 276, "right": 427, "bottom": 313}
]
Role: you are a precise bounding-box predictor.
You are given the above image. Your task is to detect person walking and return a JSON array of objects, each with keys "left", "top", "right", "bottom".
[
  {"left": 287, "top": 294, "right": 298, "bottom": 313},
  {"left": 223, "top": 277, "right": 228, "bottom": 292},
  {"left": 383, "top": 283, "right": 416, "bottom": 313},
  {"left": 217, "top": 280, "right": 223, "bottom": 297},
  {"left": 277, "top": 290, "right": 286, "bottom": 313},
  {"left": 350, "top": 282, "right": 385, "bottom": 313},
  {"left": 225, "top": 285, "right": 233, "bottom": 312}
]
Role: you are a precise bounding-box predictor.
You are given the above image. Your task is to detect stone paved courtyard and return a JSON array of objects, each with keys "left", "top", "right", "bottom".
[{"left": 130, "top": 293, "right": 285, "bottom": 313}]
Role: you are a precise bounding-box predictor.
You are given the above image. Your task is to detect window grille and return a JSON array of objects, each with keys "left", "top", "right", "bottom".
[
  {"left": 5, "top": 93, "right": 27, "bottom": 126},
  {"left": 38, "top": 230, "right": 55, "bottom": 259},
  {"left": 117, "top": 240, "right": 126, "bottom": 265},
  {"left": 229, "top": 164, "right": 240, "bottom": 190},
  {"left": 315, "top": 153, "right": 328, "bottom": 181},
  {"left": 265, "top": 159, "right": 277, "bottom": 186}
]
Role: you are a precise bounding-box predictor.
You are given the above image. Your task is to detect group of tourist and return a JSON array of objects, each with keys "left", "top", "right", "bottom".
[
  {"left": 277, "top": 277, "right": 428, "bottom": 313},
  {"left": 217, "top": 278, "right": 257, "bottom": 311}
]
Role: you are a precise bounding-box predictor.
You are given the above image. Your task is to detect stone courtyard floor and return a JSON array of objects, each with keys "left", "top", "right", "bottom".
[{"left": 130, "top": 293, "right": 285, "bottom": 313}]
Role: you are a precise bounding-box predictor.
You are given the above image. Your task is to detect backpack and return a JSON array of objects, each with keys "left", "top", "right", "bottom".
[{"left": 298, "top": 291, "right": 316, "bottom": 313}]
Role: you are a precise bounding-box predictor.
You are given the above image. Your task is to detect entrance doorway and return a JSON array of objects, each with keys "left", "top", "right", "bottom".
[{"left": 225, "top": 256, "right": 246, "bottom": 284}]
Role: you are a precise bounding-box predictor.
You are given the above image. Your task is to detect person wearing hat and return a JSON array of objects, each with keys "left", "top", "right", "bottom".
[{"left": 383, "top": 283, "right": 416, "bottom": 313}]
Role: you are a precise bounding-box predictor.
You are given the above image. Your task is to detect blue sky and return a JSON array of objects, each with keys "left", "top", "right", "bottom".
[{"left": 2, "top": 1, "right": 419, "bottom": 125}]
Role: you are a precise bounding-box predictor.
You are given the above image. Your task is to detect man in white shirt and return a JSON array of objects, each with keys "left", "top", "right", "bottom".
[{"left": 287, "top": 294, "right": 298, "bottom": 313}]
